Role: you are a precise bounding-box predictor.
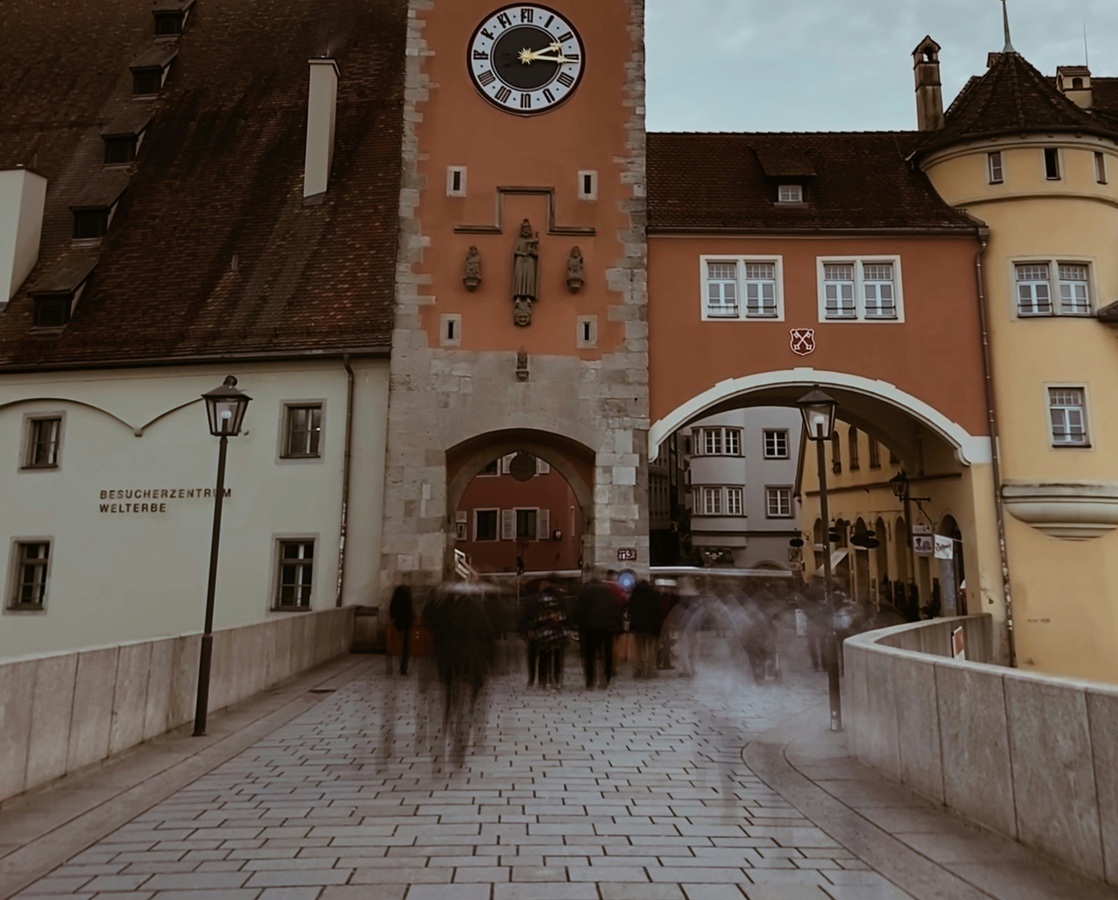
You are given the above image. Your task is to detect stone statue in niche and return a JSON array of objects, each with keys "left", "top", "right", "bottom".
[
  {"left": 566, "top": 246, "right": 584, "bottom": 293},
  {"left": 511, "top": 218, "right": 539, "bottom": 327},
  {"left": 463, "top": 245, "right": 481, "bottom": 291}
]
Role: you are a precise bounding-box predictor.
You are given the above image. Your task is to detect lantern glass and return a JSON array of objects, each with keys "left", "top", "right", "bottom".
[
  {"left": 797, "top": 389, "right": 837, "bottom": 442},
  {"left": 202, "top": 376, "right": 251, "bottom": 437}
]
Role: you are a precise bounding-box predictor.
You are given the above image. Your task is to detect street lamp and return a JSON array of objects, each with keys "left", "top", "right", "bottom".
[
  {"left": 798, "top": 388, "right": 842, "bottom": 732},
  {"left": 193, "top": 376, "right": 251, "bottom": 736}
]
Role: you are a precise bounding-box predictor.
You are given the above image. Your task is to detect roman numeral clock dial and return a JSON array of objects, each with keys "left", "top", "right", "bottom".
[{"left": 468, "top": 5, "right": 585, "bottom": 115}]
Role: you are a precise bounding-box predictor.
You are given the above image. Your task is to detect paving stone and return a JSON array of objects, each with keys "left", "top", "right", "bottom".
[{"left": 13, "top": 652, "right": 1100, "bottom": 900}]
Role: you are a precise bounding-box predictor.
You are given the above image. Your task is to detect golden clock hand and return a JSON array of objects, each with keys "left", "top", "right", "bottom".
[{"left": 518, "top": 47, "right": 569, "bottom": 64}]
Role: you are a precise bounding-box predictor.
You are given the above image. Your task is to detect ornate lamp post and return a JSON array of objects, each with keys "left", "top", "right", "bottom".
[
  {"left": 193, "top": 376, "right": 251, "bottom": 737},
  {"left": 798, "top": 388, "right": 842, "bottom": 732}
]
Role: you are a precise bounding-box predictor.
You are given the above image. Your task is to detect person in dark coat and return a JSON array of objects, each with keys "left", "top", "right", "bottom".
[
  {"left": 425, "top": 583, "right": 495, "bottom": 765},
  {"left": 389, "top": 585, "right": 415, "bottom": 676},
  {"left": 576, "top": 578, "right": 623, "bottom": 688},
  {"left": 628, "top": 580, "right": 662, "bottom": 678}
]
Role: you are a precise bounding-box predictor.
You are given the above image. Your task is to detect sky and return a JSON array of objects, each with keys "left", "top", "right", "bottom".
[{"left": 645, "top": 0, "right": 1118, "bottom": 133}]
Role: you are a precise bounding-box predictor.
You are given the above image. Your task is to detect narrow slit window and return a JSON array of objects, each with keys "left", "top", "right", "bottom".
[
  {"left": 578, "top": 170, "right": 598, "bottom": 200},
  {"left": 1044, "top": 148, "right": 1061, "bottom": 180},
  {"left": 441, "top": 314, "right": 462, "bottom": 347},
  {"left": 1096, "top": 152, "right": 1108, "bottom": 184},
  {"left": 446, "top": 167, "right": 467, "bottom": 197},
  {"left": 988, "top": 151, "right": 1004, "bottom": 184}
]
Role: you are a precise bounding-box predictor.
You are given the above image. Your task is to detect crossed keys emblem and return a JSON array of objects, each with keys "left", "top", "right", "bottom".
[{"left": 790, "top": 328, "right": 817, "bottom": 356}]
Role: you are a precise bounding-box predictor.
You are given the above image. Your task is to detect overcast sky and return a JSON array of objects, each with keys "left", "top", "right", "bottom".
[{"left": 645, "top": 0, "right": 1118, "bottom": 133}]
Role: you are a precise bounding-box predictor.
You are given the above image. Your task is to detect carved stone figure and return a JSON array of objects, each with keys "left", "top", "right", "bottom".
[
  {"left": 513, "top": 297, "right": 533, "bottom": 328},
  {"left": 511, "top": 218, "right": 539, "bottom": 326},
  {"left": 566, "top": 246, "right": 584, "bottom": 292},
  {"left": 463, "top": 245, "right": 481, "bottom": 291}
]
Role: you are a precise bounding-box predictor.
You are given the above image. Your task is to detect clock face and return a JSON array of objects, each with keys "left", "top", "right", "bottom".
[{"left": 467, "top": 4, "right": 585, "bottom": 115}]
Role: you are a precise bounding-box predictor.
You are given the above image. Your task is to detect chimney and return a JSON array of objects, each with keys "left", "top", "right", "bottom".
[
  {"left": 913, "top": 36, "right": 944, "bottom": 132},
  {"left": 0, "top": 168, "right": 48, "bottom": 303},
  {"left": 1056, "top": 66, "right": 1094, "bottom": 110},
  {"left": 303, "top": 58, "right": 339, "bottom": 206}
]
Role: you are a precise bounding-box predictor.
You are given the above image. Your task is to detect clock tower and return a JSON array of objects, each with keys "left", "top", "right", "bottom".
[{"left": 380, "top": 0, "right": 648, "bottom": 591}]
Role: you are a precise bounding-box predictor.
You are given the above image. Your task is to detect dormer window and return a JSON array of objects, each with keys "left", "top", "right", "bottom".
[
  {"left": 28, "top": 257, "right": 97, "bottom": 330},
  {"left": 71, "top": 209, "right": 110, "bottom": 240},
  {"left": 101, "top": 110, "right": 153, "bottom": 166},
  {"left": 152, "top": 0, "right": 194, "bottom": 37},
  {"left": 130, "top": 46, "right": 178, "bottom": 96},
  {"left": 777, "top": 184, "right": 804, "bottom": 204},
  {"left": 69, "top": 173, "right": 129, "bottom": 242}
]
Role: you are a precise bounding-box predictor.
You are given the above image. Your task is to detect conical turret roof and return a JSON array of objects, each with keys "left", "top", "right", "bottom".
[{"left": 916, "top": 52, "right": 1118, "bottom": 158}]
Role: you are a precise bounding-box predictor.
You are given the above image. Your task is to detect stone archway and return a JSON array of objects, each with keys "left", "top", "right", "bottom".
[{"left": 446, "top": 430, "right": 596, "bottom": 577}]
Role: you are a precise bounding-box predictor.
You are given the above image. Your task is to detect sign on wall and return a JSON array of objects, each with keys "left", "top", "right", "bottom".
[
  {"left": 98, "top": 487, "right": 231, "bottom": 514},
  {"left": 617, "top": 547, "right": 637, "bottom": 562}
]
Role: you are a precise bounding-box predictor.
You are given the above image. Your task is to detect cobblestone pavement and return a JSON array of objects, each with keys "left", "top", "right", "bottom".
[{"left": 8, "top": 636, "right": 1117, "bottom": 900}]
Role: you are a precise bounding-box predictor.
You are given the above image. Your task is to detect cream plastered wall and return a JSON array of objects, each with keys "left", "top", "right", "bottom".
[
  {"left": 924, "top": 136, "right": 1118, "bottom": 679},
  {"left": 0, "top": 359, "right": 389, "bottom": 660}
]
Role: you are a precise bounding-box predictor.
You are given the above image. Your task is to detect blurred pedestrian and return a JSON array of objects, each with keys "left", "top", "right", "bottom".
[
  {"left": 389, "top": 584, "right": 414, "bottom": 676},
  {"left": 528, "top": 577, "right": 568, "bottom": 688},
  {"left": 628, "top": 579, "right": 662, "bottom": 678},
  {"left": 576, "top": 577, "right": 623, "bottom": 688}
]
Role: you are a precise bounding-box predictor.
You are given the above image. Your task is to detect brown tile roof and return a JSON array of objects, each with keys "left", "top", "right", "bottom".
[
  {"left": 918, "top": 53, "right": 1118, "bottom": 157},
  {"left": 0, "top": 0, "right": 406, "bottom": 370},
  {"left": 1090, "top": 78, "right": 1118, "bottom": 126},
  {"left": 647, "top": 132, "right": 978, "bottom": 233}
]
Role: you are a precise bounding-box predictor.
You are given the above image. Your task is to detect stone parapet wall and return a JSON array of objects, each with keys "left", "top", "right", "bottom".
[
  {"left": 0, "top": 607, "right": 353, "bottom": 805},
  {"left": 844, "top": 615, "right": 1118, "bottom": 886}
]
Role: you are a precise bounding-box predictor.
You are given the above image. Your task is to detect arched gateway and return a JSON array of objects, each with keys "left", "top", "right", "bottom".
[{"left": 379, "top": 0, "right": 1006, "bottom": 659}]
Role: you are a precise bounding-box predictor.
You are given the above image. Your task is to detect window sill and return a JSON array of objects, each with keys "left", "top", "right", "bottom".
[
  {"left": 20, "top": 464, "right": 59, "bottom": 471},
  {"left": 278, "top": 454, "right": 322, "bottom": 461},
  {"left": 271, "top": 604, "right": 313, "bottom": 613},
  {"left": 6, "top": 603, "right": 46, "bottom": 613}
]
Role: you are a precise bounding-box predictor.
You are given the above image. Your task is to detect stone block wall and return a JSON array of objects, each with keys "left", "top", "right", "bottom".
[
  {"left": 0, "top": 607, "right": 353, "bottom": 805},
  {"left": 844, "top": 615, "right": 1118, "bottom": 886}
]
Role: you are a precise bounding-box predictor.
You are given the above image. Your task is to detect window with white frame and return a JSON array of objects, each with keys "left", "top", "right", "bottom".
[
  {"left": 9, "top": 540, "right": 51, "bottom": 609},
  {"left": 702, "top": 256, "right": 783, "bottom": 320},
  {"left": 988, "top": 151, "right": 1004, "bottom": 184},
  {"left": 777, "top": 184, "right": 803, "bottom": 203},
  {"left": 1014, "top": 261, "right": 1092, "bottom": 317},
  {"left": 274, "top": 539, "right": 314, "bottom": 609},
  {"left": 281, "top": 404, "right": 322, "bottom": 458},
  {"left": 763, "top": 429, "right": 789, "bottom": 459},
  {"left": 474, "top": 508, "right": 498, "bottom": 541},
  {"left": 726, "top": 487, "right": 744, "bottom": 516},
  {"left": 698, "top": 487, "right": 744, "bottom": 517},
  {"left": 819, "top": 258, "right": 902, "bottom": 321},
  {"left": 700, "top": 427, "right": 742, "bottom": 456},
  {"left": 766, "top": 487, "right": 794, "bottom": 518},
  {"left": 500, "top": 508, "right": 549, "bottom": 541},
  {"left": 701, "top": 487, "right": 723, "bottom": 516},
  {"left": 1048, "top": 387, "right": 1089, "bottom": 447},
  {"left": 23, "top": 416, "right": 62, "bottom": 469}
]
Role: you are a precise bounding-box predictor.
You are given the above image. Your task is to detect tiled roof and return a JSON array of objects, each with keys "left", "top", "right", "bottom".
[
  {"left": 918, "top": 53, "right": 1118, "bottom": 156},
  {"left": 647, "top": 132, "right": 978, "bottom": 233},
  {"left": 0, "top": 0, "right": 406, "bottom": 370},
  {"left": 1090, "top": 78, "right": 1118, "bottom": 126}
]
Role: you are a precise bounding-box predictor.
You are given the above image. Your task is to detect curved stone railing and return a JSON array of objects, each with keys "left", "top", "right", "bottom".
[{"left": 843, "top": 615, "right": 1118, "bottom": 886}]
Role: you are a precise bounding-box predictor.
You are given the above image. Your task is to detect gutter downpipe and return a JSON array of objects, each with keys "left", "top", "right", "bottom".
[
  {"left": 336, "top": 353, "right": 356, "bottom": 607},
  {"left": 975, "top": 228, "right": 1017, "bottom": 667}
]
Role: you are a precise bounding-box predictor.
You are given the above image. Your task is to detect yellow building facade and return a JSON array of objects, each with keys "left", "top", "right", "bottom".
[{"left": 801, "top": 42, "right": 1118, "bottom": 681}]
